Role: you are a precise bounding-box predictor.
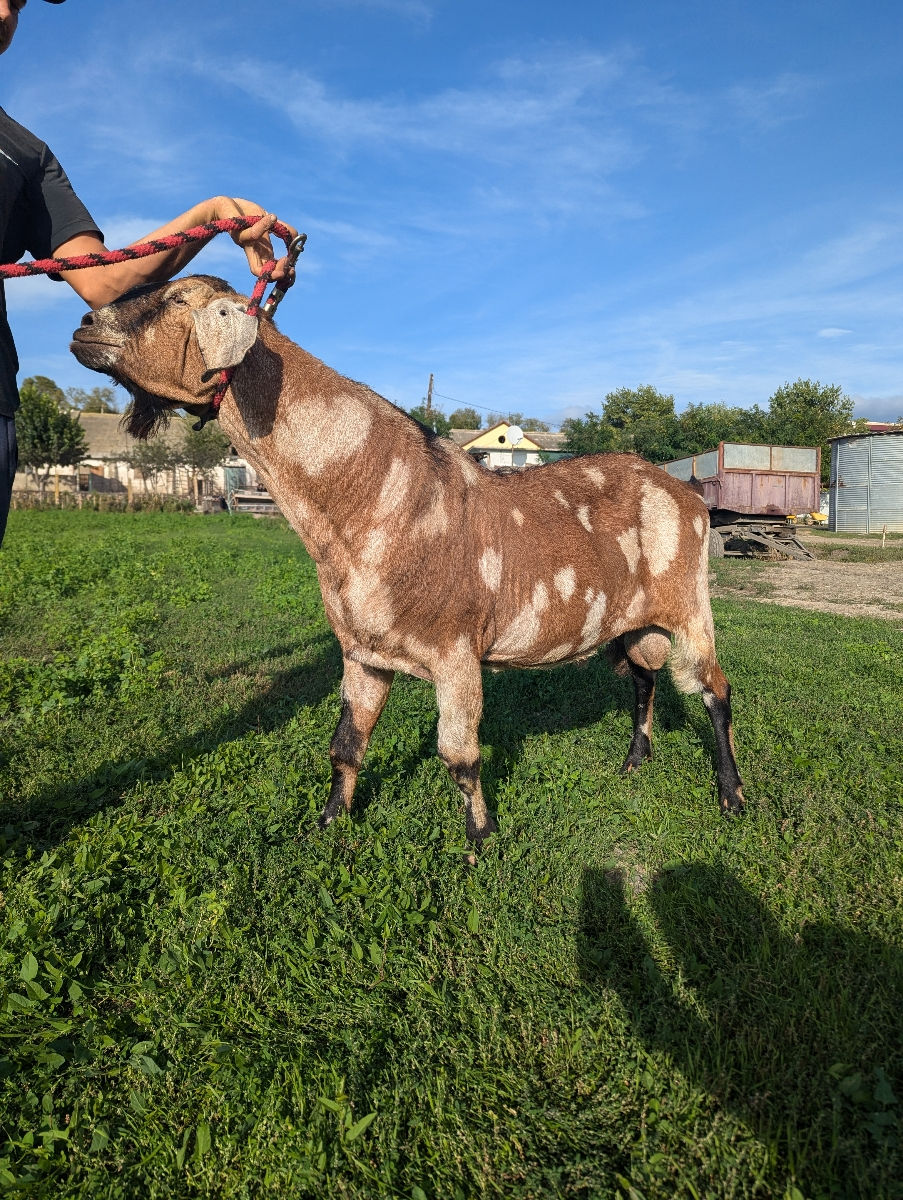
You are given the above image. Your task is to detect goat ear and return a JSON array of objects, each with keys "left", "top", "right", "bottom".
[{"left": 191, "top": 299, "right": 259, "bottom": 382}]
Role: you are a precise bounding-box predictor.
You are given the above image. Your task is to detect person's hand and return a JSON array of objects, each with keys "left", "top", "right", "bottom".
[{"left": 218, "top": 198, "right": 299, "bottom": 282}]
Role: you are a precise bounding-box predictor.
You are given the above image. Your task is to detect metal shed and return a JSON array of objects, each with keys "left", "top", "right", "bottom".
[{"left": 828, "top": 431, "right": 903, "bottom": 533}]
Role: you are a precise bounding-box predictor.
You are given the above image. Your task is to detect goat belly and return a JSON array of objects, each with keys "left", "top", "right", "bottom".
[{"left": 483, "top": 579, "right": 616, "bottom": 668}]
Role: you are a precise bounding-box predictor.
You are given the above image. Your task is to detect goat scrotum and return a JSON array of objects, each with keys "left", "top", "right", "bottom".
[{"left": 71, "top": 275, "right": 745, "bottom": 845}]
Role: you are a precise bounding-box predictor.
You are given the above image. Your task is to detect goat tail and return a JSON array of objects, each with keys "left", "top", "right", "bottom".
[{"left": 667, "top": 630, "right": 707, "bottom": 695}]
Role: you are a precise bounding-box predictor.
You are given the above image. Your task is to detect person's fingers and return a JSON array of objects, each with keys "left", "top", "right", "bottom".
[{"left": 270, "top": 259, "right": 296, "bottom": 283}]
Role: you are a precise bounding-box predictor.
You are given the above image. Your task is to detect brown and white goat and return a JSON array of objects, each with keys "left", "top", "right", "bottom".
[{"left": 71, "top": 275, "right": 745, "bottom": 844}]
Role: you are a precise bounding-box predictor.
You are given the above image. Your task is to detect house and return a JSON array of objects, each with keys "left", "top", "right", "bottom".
[
  {"left": 449, "top": 422, "right": 568, "bottom": 470},
  {"left": 12, "top": 411, "right": 261, "bottom": 502}
]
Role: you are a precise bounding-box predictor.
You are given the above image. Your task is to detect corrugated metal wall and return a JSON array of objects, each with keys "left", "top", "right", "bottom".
[{"left": 830, "top": 436, "right": 903, "bottom": 532}]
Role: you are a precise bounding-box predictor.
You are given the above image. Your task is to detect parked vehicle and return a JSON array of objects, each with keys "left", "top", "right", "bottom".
[{"left": 660, "top": 442, "right": 821, "bottom": 559}]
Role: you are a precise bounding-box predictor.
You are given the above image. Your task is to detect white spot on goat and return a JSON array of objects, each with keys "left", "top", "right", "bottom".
[
  {"left": 479, "top": 547, "right": 503, "bottom": 592},
  {"left": 345, "top": 566, "right": 394, "bottom": 636},
  {"left": 459, "top": 455, "right": 481, "bottom": 487},
  {"left": 623, "top": 588, "right": 646, "bottom": 625},
  {"left": 553, "top": 566, "right": 576, "bottom": 603},
  {"left": 693, "top": 514, "right": 704, "bottom": 538},
  {"left": 577, "top": 505, "right": 593, "bottom": 532},
  {"left": 618, "top": 527, "right": 642, "bottom": 573},
  {"left": 540, "top": 643, "right": 574, "bottom": 662},
  {"left": 579, "top": 589, "right": 608, "bottom": 651},
  {"left": 583, "top": 466, "right": 606, "bottom": 488},
  {"left": 491, "top": 581, "right": 548, "bottom": 657},
  {"left": 412, "top": 482, "right": 448, "bottom": 539},
  {"left": 639, "top": 482, "right": 681, "bottom": 576},
  {"left": 360, "top": 526, "right": 387, "bottom": 565},
  {"left": 511, "top": 508, "right": 525, "bottom": 526},
  {"left": 372, "top": 457, "right": 410, "bottom": 523},
  {"left": 554, "top": 490, "right": 570, "bottom": 508},
  {"left": 291, "top": 393, "right": 372, "bottom": 475}
]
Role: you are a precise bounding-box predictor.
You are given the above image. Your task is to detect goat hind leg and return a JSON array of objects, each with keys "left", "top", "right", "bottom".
[
  {"left": 616, "top": 627, "right": 671, "bottom": 775},
  {"left": 318, "top": 658, "right": 394, "bottom": 829},
  {"left": 435, "top": 657, "right": 497, "bottom": 846},
  {"left": 621, "top": 660, "right": 657, "bottom": 774},
  {"left": 700, "top": 662, "right": 745, "bottom": 815}
]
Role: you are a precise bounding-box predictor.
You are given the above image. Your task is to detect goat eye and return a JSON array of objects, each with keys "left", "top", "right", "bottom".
[{"left": 170, "top": 296, "right": 188, "bottom": 307}]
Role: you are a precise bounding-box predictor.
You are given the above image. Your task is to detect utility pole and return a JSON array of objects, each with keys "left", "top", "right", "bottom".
[{"left": 425, "top": 373, "right": 434, "bottom": 418}]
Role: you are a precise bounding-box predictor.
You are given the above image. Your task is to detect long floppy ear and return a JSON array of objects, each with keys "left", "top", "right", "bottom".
[{"left": 192, "top": 298, "right": 259, "bottom": 382}]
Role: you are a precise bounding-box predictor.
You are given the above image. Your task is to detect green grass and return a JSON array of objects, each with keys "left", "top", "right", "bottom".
[
  {"left": 1, "top": 510, "right": 901, "bottom": 1200},
  {"left": 820, "top": 546, "right": 903, "bottom": 563}
]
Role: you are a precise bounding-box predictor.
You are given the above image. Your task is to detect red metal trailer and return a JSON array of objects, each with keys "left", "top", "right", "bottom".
[{"left": 660, "top": 442, "right": 822, "bottom": 558}]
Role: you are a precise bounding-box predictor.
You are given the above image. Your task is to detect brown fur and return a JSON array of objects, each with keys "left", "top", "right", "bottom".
[{"left": 71, "top": 276, "right": 746, "bottom": 840}]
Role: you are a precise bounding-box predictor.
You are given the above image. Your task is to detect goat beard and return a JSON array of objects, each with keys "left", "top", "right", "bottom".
[
  {"left": 120, "top": 384, "right": 175, "bottom": 440},
  {"left": 120, "top": 384, "right": 212, "bottom": 441}
]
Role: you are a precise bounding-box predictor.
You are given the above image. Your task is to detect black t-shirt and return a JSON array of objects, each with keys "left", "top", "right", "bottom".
[{"left": 0, "top": 106, "right": 101, "bottom": 416}]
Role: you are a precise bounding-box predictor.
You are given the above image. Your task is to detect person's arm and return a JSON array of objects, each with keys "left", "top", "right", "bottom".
[{"left": 55, "top": 196, "right": 298, "bottom": 309}]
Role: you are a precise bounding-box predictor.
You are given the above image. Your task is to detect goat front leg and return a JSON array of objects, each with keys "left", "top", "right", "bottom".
[
  {"left": 434, "top": 654, "right": 498, "bottom": 848},
  {"left": 318, "top": 658, "right": 394, "bottom": 829}
]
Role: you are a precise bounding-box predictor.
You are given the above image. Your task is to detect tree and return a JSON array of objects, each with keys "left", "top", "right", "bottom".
[
  {"left": 594, "top": 386, "right": 677, "bottom": 461},
  {"left": 15, "top": 379, "right": 88, "bottom": 500},
  {"left": 670, "top": 402, "right": 770, "bottom": 457},
  {"left": 178, "top": 417, "right": 230, "bottom": 501},
  {"left": 21, "top": 375, "right": 66, "bottom": 408},
  {"left": 764, "top": 379, "right": 862, "bottom": 484},
  {"left": 66, "top": 385, "right": 119, "bottom": 413},
  {"left": 521, "top": 416, "right": 551, "bottom": 433},
  {"left": 601, "top": 385, "right": 676, "bottom": 432},
  {"left": 123, "top": 438, "right": 177, "bottom": 494},
  {"left": 409, "top": 404, "right": 451, "bottom": 437},
  {"left": 449, "top": 407, "right": 482, "bottom": 429},
  {"left": 561, "top": 411, "right": 618, "bottom": 456},
  {"left": 486, "top": 410, "right": 551, "bottom": 432}
]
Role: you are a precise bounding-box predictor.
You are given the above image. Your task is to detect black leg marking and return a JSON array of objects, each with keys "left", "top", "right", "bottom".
[
  {"left": 620, "top": 663, "right": 656, "bottom": 775},
  {"left": 703, "top": 684, "right": 745, "bottom": 815},
  {"left": 318, "top": 698, "right": 366, "bottom": 829}
]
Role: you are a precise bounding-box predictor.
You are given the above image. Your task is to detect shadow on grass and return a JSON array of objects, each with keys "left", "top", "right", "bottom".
[
  {"left": 3, "top": 631, "right": 345, "bottom": 859},
  {"left": 7, "top": 636, "right": 719, "bottom": 856},
  {"left": 578, "top": 862, "right": 903, "bottom": 1197}
]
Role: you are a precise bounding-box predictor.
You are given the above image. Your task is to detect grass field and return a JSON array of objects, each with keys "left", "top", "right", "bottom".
[{"left": 1, "top": 510, "right": 901, "bottom": 1199}]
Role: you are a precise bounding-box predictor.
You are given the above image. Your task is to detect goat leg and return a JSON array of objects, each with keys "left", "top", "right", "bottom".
[
  {"left": 701, "top": 670, "right": 745, "bottom": 815},
  {"left": 434, "top": 657, "right": 498, "bottom": 847},
  {"left": 318, "top": 658, "right": 394, "bottom": 829},
  {"left": 620, "top": 660, "right": 657, "bottom": 774}
]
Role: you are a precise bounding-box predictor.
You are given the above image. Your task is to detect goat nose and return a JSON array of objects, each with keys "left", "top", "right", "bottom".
[{"left": 80, "top": 312, "right": 94, "bottom": 327}]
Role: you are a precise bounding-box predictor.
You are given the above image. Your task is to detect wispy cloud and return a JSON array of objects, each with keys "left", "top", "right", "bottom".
[
  {"left": 185, "top": 44, "right": 694, "bottom": 222},
  {"left": 726, "top": 72, "right": 816, "bottom": 129},
  {"left": 818, "top": 327, "right": 852, "bottom": 338}
]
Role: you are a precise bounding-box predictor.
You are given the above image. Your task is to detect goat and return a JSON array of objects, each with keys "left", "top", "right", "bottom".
[{"left": 71, "top": 275, "right": 745, "bottom": 845}]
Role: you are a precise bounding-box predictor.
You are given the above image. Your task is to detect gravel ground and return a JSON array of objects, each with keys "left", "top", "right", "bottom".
[{"left": 710, "top": 530, "right": 903, "bottom": 622}]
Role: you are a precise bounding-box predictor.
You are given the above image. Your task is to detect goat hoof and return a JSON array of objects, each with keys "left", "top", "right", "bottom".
[
  {"left": 465, "top": 813, "right": 498, "bottom": 847},
  {"left": 317, "top": 803, "right": 344, "bottom": 830},
  {"left": 619, "top": 752, "right": 651, "bottom": 776},
  {"left": 719, "top": 789, "right": 745, "bottom": 816}
]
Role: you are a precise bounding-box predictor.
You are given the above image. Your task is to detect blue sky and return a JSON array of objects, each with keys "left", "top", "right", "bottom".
[{"left": 3, "top": 0, "right": 902, "bottom": 426}]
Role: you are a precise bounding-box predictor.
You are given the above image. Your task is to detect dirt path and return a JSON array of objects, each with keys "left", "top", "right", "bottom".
[{"left": 710, "top": 532, "right": 903, "bottom": 622}]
